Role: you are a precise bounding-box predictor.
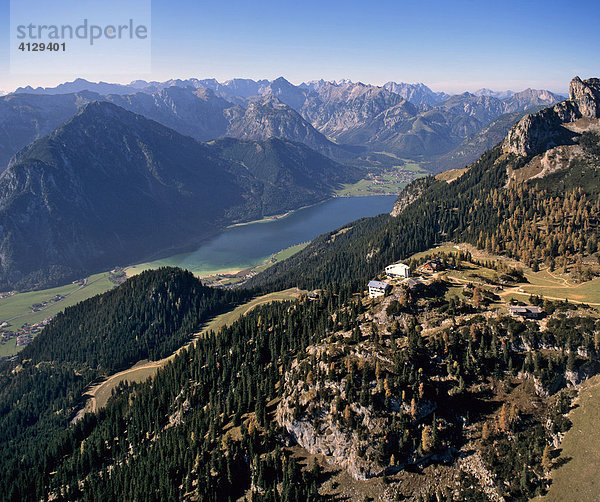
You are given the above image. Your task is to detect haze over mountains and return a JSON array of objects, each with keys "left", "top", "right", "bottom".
[{"left": 2, "top": 77, "right": 565, "bottom": 170}]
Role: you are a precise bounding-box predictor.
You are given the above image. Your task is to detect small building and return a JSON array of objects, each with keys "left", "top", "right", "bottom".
[
  {"left": 509, "top": 305, "right": 544, "bottom": 320},
  {"left": 307, "top": 289, "right": 323, "bottom": 301},
  {"left": 16, "top": 334, "right": 33, "bottom": 346},
  {"left": 368, "top": 280, "right": 391, "bottom": 298},
  {"left": 385, "top": 262, "right": 410, "bottom": 279},
  {"left": 419, "top": 259, "right": 445, "bottom": 274}
]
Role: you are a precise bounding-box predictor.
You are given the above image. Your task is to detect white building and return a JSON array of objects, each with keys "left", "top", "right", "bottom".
[
  {"left": 385, "top": 262, "right": 410, "bottom": 279},
  {"left": 368, "top": 280, "right": 391, "bottom": 298},
  {"left": 508, "top": 305, "right": 543, "bottom": 319}
]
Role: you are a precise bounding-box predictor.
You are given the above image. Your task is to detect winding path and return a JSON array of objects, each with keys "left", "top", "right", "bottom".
[{"left": 72, "top": 288, "right": 305, "bottom": 422}]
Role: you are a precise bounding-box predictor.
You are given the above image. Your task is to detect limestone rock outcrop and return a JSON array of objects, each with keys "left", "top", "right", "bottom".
[{"left": 504, "top": 77, "right": 600, "bottom": 156}]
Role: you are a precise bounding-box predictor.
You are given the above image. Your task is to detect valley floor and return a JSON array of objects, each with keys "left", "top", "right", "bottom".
[
  {"left": 0, "top": 243, "right": 308, "bottom": 358},
  {"left": 0, "top": 272, "right": 119, "bottom": 358},
  {"left": 335, "top": 162, "right": 427, "bottom": 197}
]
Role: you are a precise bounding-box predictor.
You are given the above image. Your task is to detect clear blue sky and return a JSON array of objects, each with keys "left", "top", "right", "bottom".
[{"left": 0, "top": 0, "right": 598, "bottom": 94}]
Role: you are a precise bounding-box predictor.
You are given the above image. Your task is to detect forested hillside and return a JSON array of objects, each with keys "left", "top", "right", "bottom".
[
  {"left": 21, "top": 268, "right": 251, "bottom": 372},
  {"left": 0, "top": 281, "right": 353, "bottom": 501},
  {"left": 3, "top": 253, "right": 599, "bottom": 500},
  {"left": 0, "top": 268, "right": 252, "bottom": 500},
  {"left": 247, "top": 131, "right": 600, "bottom": 292}
]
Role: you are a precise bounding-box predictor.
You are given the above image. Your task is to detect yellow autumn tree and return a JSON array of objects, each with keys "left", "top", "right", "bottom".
[
  {"left": 410, "top": 398, "right": 418, "bottom": 420},
  {"left": 421, "top": 425, "right": 434, "bottom": 453},
  {"left": 498, "top": 403, "right": 510, "bottom": 432}
]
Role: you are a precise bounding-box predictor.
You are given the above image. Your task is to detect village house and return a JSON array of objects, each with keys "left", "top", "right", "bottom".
[
  {"left": 509, "top": 305, "right": 544, "bottom": 320},
  {"left": 16, "top": 334, "right": 33, "bottom": 346},
  {"left": 385, "top": 262, "right": 410, "bottom": 279},
  {"left": 418, "top": 259, "right": 445, "bottom": 274},
  {"left": 368, "top": 280, "right": 391, "bottom": 298}
]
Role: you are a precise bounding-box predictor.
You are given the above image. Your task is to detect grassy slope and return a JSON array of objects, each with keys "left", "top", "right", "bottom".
[
  {"left": 535, "top": 375, "right": 600, "bottom": 502},
  {"left": 408, "top": 244, "right": 600, "bottom": 306},
  {"left": 518, "top": 272, "right": 600, "bottom": 305},
  {"left": 435, "top": 167, "right": 468, "bottom": 183},
  {"left": 90, "top": 288, "right": 305, "bottom": 409}
]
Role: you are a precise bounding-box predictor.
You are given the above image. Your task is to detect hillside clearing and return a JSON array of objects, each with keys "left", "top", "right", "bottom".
[
  {"left": 409, "top": 243, "right": 600, "bottom": 306},
  {"left": 82, "top": 288, "right": 305, "bottom": 412}
]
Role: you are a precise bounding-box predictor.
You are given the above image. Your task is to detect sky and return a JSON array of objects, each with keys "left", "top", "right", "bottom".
[{"left": 0, "top": 0, "right": 598, "bottom": 94}]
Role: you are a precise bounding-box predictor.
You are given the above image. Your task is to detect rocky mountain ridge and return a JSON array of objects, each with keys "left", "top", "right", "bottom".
[
  {"left": 504, "top": 76, "right": 600, "bottom": 157},
  {"left": 4, "top": 77, "right": 565, "bottom": 170},
  {"left": 0, "top": 87, "right": 349, "bottom": 167},
  {"left": 222, "top": 96, "right": 353, "bottom": 161},
  {"left": 382, "top": 81, "right": 449, "bottom": 105}
]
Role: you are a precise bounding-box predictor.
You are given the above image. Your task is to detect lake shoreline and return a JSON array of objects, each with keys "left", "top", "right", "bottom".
[
  {"left": 125, "top": 194, "right": 397, "bottom": 280},
  {"left": 226, "top": 200, "right": 326, "bottom": 229},
  {"left": 225, "top": 193, "right": 399, "bottom": 230},
  {"left": 1, "top": 195, "right": 397, "bottom": 356}
]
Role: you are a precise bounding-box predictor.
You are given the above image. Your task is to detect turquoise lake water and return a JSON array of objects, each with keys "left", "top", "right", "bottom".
[{"left": 138, "top": 195, "right": 396, "bottom": 276}]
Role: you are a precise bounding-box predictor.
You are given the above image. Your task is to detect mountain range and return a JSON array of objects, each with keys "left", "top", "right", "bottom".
[
  {"left": 0, "top": 75, "right": 567, "bottom": 288},
  {"left": 0, "top": 76, "right": 597, "bottom": 502},
  {"left": 0, "top": 102, "right": 356, "bottom": 290},
  {"left": 3, "top": 77, "right": 565, "bottom": 171}
]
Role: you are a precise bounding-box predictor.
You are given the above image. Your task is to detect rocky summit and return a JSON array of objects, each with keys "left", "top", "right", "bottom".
[{"left": 504, "top": 76, "right": 600, "bottom": 156}]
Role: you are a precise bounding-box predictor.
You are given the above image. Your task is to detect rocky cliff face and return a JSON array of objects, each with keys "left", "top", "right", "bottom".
[
  {"left": 299, "top": 82, "right": 408, "bottom": 142},
  {"left": 276, "top": 386, "right": 388, "bottom": 480},
  {"left": 390, "top": 177, "right": 435, "bottom": 216},
  {"left": 274, "top": 288, "right": 445, "bottom": 482},
  {"left": 569, "top": 76, "right": 600, "bottom": 118},
  {"left": 275, "top": 341, "right": 395, "bottom": 480},
  {"left": 504, "top": 77, "right": 600, "bottom": 156},
  {"left": 105, "top": 86, "right": 232, "bottom": 141}
]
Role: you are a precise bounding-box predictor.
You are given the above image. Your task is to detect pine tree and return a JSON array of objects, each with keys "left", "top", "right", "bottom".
[{"left": 541, "top": 445, "right": 552, "bottom": 473}]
